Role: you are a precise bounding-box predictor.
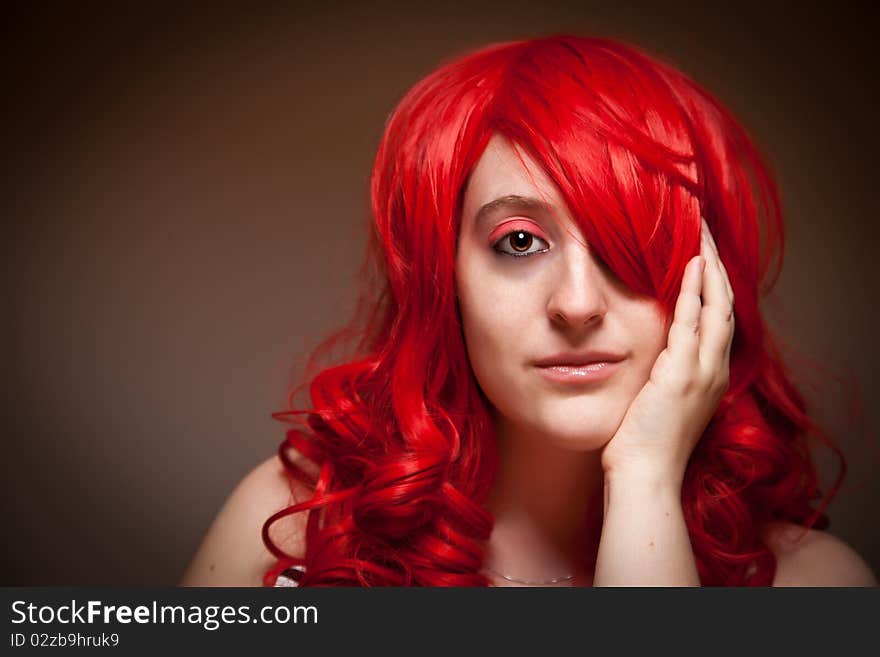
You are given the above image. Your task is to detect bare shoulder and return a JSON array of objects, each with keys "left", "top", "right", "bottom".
[
  {"left": 179, "top": 452, "right": 313, "bottom": 587},
  {"left": 763, "top": 521, "right": 877, "bottom": 587}
]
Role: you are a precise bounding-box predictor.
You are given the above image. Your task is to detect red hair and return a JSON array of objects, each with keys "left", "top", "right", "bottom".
[{"left": 262, "top": 33, "right": 844, "bottom": 586}]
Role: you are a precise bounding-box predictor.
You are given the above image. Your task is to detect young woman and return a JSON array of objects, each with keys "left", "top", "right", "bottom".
[{"left": 181, "top": 33, "right": 876, "bottom": 587}]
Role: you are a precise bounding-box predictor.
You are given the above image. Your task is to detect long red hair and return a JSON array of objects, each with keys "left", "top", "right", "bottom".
[{"left": 262, "top": 33, "right": 844, "bottom": 586}]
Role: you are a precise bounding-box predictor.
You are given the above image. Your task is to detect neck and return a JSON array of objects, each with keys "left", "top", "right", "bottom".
[{"left": 484, "top": 415, "right": 605, "bottom": 585}]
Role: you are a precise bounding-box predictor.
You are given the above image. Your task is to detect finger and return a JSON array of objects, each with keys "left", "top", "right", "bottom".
[
  {"left": 699, "top": 222, "right": 731, "bottom": 320},
  {"left": 700, "top": 219, "right": 735, "bottom": 371},
  {"left": 701, "top": 217, "right": 734, "bottom": 303},
  {"left": 699, "top": 222, "right": 735, "bottom": 372},
  {"left": 666, "top": 255, "right": 704, "bottom": 370},
  {"left": 699, "top": 299, "right": 735, "bottom": 375}
]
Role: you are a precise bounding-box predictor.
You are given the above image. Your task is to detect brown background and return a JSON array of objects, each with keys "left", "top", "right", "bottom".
[{"left": 4, "top": 1, "right": 878, "bottom": 585}]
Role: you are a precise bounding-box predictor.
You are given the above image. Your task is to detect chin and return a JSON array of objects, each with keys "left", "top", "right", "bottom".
[
  {"left": 550, "top": 393, "right": 626, "bottom": 440},
  {"left": 538, "top": 424, "right": 616, "bottom": 453},
  {"left": 493, "top": 395, "right": 625, "bottom": 453}
]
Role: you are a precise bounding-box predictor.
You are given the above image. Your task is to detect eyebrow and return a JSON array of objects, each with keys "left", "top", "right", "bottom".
[{"left": 473, "top": 194, "right": 555, "bottom": 228}]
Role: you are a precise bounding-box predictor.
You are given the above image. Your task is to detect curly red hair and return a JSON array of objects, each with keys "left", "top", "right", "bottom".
[{"left": 262, "top": 33, "right": 843, "bottom": 586}]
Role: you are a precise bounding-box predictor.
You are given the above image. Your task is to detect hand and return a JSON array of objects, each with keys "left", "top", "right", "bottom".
[{"left": 600, "top": 218, "right": 735, "bottom": 485}]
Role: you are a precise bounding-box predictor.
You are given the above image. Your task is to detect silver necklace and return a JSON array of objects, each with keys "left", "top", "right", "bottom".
[{"left": 484, "top": 567, "right": 575, "bottom": 586}]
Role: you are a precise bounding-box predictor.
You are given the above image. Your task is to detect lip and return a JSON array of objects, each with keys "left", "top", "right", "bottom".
[
  {"left": 533, "top": 350, "right": 626, "bottom": 367},
  {"left": 532, "top": 350, "right": 626, "bottom": 386},
  {"left": 535, "top": 360, "right": 623, "bottom": 385}
]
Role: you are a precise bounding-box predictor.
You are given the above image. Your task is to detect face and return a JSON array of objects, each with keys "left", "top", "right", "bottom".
[{"left": 455, "top": 134, "right": 669, "bottom": 451}]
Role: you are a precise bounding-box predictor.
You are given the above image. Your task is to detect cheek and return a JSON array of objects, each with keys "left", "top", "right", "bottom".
[
  {"left": 457, "top": 281, "right": 532, "bottom": 399},
  {"left": 629, "top": 312, "right": 670, "bottom": 381},
  {"left": 459, "top": 292, "right": 522, "bottom": 364},
  {"left": 458, "top": 260, "right": 526, "bottom": 348}
]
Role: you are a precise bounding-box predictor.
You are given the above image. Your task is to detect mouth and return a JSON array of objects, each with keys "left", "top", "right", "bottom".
[{"left": 533, "top": 359, "right": 624, "bottom": 385}]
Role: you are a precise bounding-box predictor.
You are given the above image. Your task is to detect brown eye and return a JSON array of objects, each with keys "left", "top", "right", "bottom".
[
  {"left": 493, "top": 230, "right": 550, "bottom": 258},
  {"left": 510, "top": 231, "right": 533, "bottom": 252}
]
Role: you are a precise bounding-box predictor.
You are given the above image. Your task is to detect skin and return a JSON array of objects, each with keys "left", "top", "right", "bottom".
[
  {"left": 456, "top": 137, "right": 671, "bottom": 455},
  {"left": 179, "top": 133, "right": 877, "bottom": 588},
  {"left": 455, "top": 134, "right": 733, "bottom": 585}
]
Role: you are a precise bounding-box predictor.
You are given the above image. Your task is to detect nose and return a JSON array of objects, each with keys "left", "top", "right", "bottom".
[{"left": 546, "top": 245, "right": 609, "bottom": 329}]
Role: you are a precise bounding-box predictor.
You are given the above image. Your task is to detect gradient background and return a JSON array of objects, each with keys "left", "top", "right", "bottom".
[{"left": 4, "top": 2, "right": 878, "bottom": 585}]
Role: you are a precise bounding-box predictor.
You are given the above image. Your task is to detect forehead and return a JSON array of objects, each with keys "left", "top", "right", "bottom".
[{"left": 462, "top": 135, "right": 570, "bottom": 226}]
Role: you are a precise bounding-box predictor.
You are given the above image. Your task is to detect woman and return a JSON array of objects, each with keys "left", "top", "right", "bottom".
[{"left": 181, "top": 33, "right": 876, "bottom": 586}]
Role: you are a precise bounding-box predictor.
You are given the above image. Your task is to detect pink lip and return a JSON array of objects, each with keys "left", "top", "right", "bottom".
[
  {"left": 533, "top": 350, "right": 626, "bottom": 367},
  {"left": 535, "top": 360, "right": 623, "bottom": 385}
]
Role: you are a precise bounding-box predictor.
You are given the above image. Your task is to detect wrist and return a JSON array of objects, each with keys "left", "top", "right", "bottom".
[
  {"left": 602, "top": 462, "right": 685, "bottom": 494},
  {"left": 602, "top": 470, "right": 684, "bottom": 522}
]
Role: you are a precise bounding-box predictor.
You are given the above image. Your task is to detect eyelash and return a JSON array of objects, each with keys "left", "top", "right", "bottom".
[{"left": 492, "top": 229, "right": 551, "bottom": 258}]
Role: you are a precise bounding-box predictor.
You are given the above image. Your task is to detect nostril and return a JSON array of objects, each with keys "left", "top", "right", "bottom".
[{"left": 549, "top": 307, "right": 605, "bottom": 328}]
